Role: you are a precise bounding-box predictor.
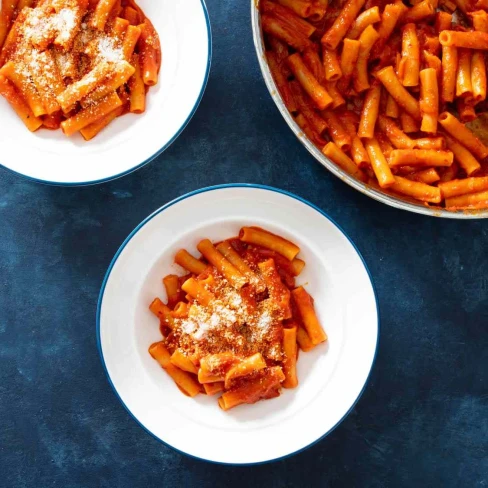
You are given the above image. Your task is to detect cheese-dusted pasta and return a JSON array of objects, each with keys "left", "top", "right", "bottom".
[
  {"left": 149, "top": 227, "right": 327, "bottom": 411},
  {"left": 0, "top": 0, "right": 161, "bottom": 139}
]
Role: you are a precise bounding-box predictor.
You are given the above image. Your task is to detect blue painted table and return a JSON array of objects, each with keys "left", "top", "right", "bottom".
[{"left": 1, "top": 1, "right": 487, "bottom": 486}]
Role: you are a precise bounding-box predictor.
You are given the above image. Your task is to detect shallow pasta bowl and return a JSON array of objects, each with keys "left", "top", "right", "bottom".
[
  {"left": 250, "top": 2, "right": 488, "bottom": 219},
  {"left": 0, "top": 0, "right": 211, "bottom": 185},
  {"left": 97, "top": 184, "right": 379, "bottom": 464}
]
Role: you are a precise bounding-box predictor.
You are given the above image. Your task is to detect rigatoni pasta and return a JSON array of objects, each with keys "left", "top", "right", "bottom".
[
  {"left": 0, "top": 0, "right": 161, "bottom": 140},
  {"left": 400, "top": 23, "right": 420, "bottom": 88},
  {"left": 260, "top": 0, "right": 488, "bottom": 211},
  {"left": 149, "top": 227, "right": 327, "bottom": 411},
  {"left": 419, "top": 68, "right": 439, "bottom": 134}
]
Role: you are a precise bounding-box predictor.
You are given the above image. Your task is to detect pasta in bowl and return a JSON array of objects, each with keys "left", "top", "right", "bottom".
[
  {"left": 148, "top": 227, "right": 328, "bottom": 411},
  {"left": 252, "top": 0, "right": 488, "bottom": 218},
  {"left": 0, "top": 0, "right": 210, "bottom": 184},
  {"left": 97, "top": 185, "right": 378, "bottom": 464},
  {"left": 0, "top": 0, "right": 161, "bottom": 139}
]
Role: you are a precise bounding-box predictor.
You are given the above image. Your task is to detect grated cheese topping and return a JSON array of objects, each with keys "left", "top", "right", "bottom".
[
  {"left": 167, "top": 270, "right": 284, "bottom": 362},
  {"left": 5, "top": 0, "right": 129, "bottom": 120}
]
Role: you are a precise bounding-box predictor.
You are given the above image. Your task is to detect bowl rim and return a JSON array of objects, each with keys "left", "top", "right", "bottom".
[
  {"left": 250, "top": 2, "right": 488, "bottom": 220},
  {"left": 96, "top": 183, "right": 381, "bottom": 465},
  {"left": 0, "top": 0, "right": 212, "bottom": 187}
]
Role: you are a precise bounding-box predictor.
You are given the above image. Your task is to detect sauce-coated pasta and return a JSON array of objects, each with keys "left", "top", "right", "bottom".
[
  {"left": 149, "top": 227, "right": 327, "bottom": 411},
  {"left": 0, "top": 0, "right": 161, "bottom": 140}
]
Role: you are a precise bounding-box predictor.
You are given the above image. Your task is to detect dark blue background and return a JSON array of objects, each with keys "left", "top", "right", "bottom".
[{"left": 1, "top": 1, "right": 487, "bottom": 486}]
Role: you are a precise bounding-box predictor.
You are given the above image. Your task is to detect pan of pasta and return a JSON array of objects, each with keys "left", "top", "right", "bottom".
[
  {"left": 97, "top": 184, "right": 378, "bottom": 464},
  {"left": 0, "top": 0, "right": 211, "bottom": 184},
  {"left": 252, "top": 0, "right": 488, "bottom": 218}
]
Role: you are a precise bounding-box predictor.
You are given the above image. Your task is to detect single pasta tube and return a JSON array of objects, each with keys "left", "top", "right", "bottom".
[
  {"left": 419, "top": 68, "right": 439, "bottom": 133},
  {"left": 149, "top": 298, "right": 174, "bottom": 329},
  {"left": 471, "top": 51, "right": 487, "bottom": 102},
  {"left": 321, "top": 0, "right": 367, "bottom": 50},
  {"left": 174, "top": 249, "right": 207, "bottom": 274},
  {"left": 139, "top": 20, "right": 160, "bottom": 86},
  {"left": 338, "top": 38, "right": 360, "bottom": 92},
  {"left": 441, "top": 46, "right": 458, "bottom": 102},
  {"left": 291, "top": 286, "right": 327, "bottom": 345},
  {"left": 322, "top": 142, "right": 368, "bottom": 182},
  {"left": 296, "top": 325, "right": 315, "bottom": 351},
  {"left": 388, "top": 149, "right": 453, "bottom": 167},
  {"left": 342, "top": 113, "right": 370, "bottom": 167},
  {"left": 287, "top": 53, "right": 333, "bottom": 109},
  {"left": 438, "top": 112, "right": 488, "bottom": 159},
  {"left": 323, "top": 48, "right": 342, "bottom": 81},
  {"left": 364, "top": 138, "right": 396, "bottom": 188},
  {"left": 389, "top": 176, "right": 442, "bottom": 203},
  {"left": 282, "top": 327, "right": 298, "bottom": 388},
  {"left": 400, "top": 23, "right": 420, "bottom": 87},
  {"left": 439, "top": 176, "right": 488, "bottom": 198},
  {"left": 122, "top": 24, "right": 142, "bottom": 60},
  {"left": 170, "top": 350, "right": 199, "bottom": 375},
  {"left": 128, "top": 53, "right": 145, "bottom": 114},
  {"left": 456, "top": 49, "right": 473, "bottom": 98},
  {"left": 239, "top": 227, "right": 300, "bottom": 261},
  {"left": 445, "top": 190, "right": 488, "bottom": 208},
  {"left": 91, "top": 0, "right": 119, "bottom": 31},
  {"left": 443, "top": 134, "right": 481, "bottom": 176},
  {"left": 162, "top": 274, "right": 180, "bottom": 307},
  {"left": 439, "top": 30, "right": 488, "bottom": 49},
  {"left": 358, "top": 82, "right": 381, "bottom": 139}
]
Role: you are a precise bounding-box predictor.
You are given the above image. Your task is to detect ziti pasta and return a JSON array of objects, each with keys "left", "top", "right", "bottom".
[
  {"left": 149, "top": 227, "right": 327, "bottom": 411},
  {"left": 260, "top": 0, "right": 488, "bottom": 211},
  {"left": 0, "top": 0, "right": 161, "bottom": 140}
]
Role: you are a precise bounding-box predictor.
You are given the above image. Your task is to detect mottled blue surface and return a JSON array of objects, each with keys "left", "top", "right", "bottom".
[{"left": 1, "top": 1, "right": 488, "bottom": 486}]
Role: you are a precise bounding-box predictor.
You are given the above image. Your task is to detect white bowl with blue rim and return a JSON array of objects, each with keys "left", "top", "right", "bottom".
[
  {"left": 0, "top": 0, "right": 211, "bottom": 185},
  {"left": 97, "top": 184, "right": 379, "bottom": 465}
]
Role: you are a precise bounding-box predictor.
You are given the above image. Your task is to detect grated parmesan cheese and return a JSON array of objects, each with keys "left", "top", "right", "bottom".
[
  {"left": 4, "top": 0, "right": 134, "bottom": 123},
  {"left": 166, "top": 271, "right": 284, "bottom": 362},
  {"left": 96, "top": 36, "right": 124, "bottom": 64}
]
